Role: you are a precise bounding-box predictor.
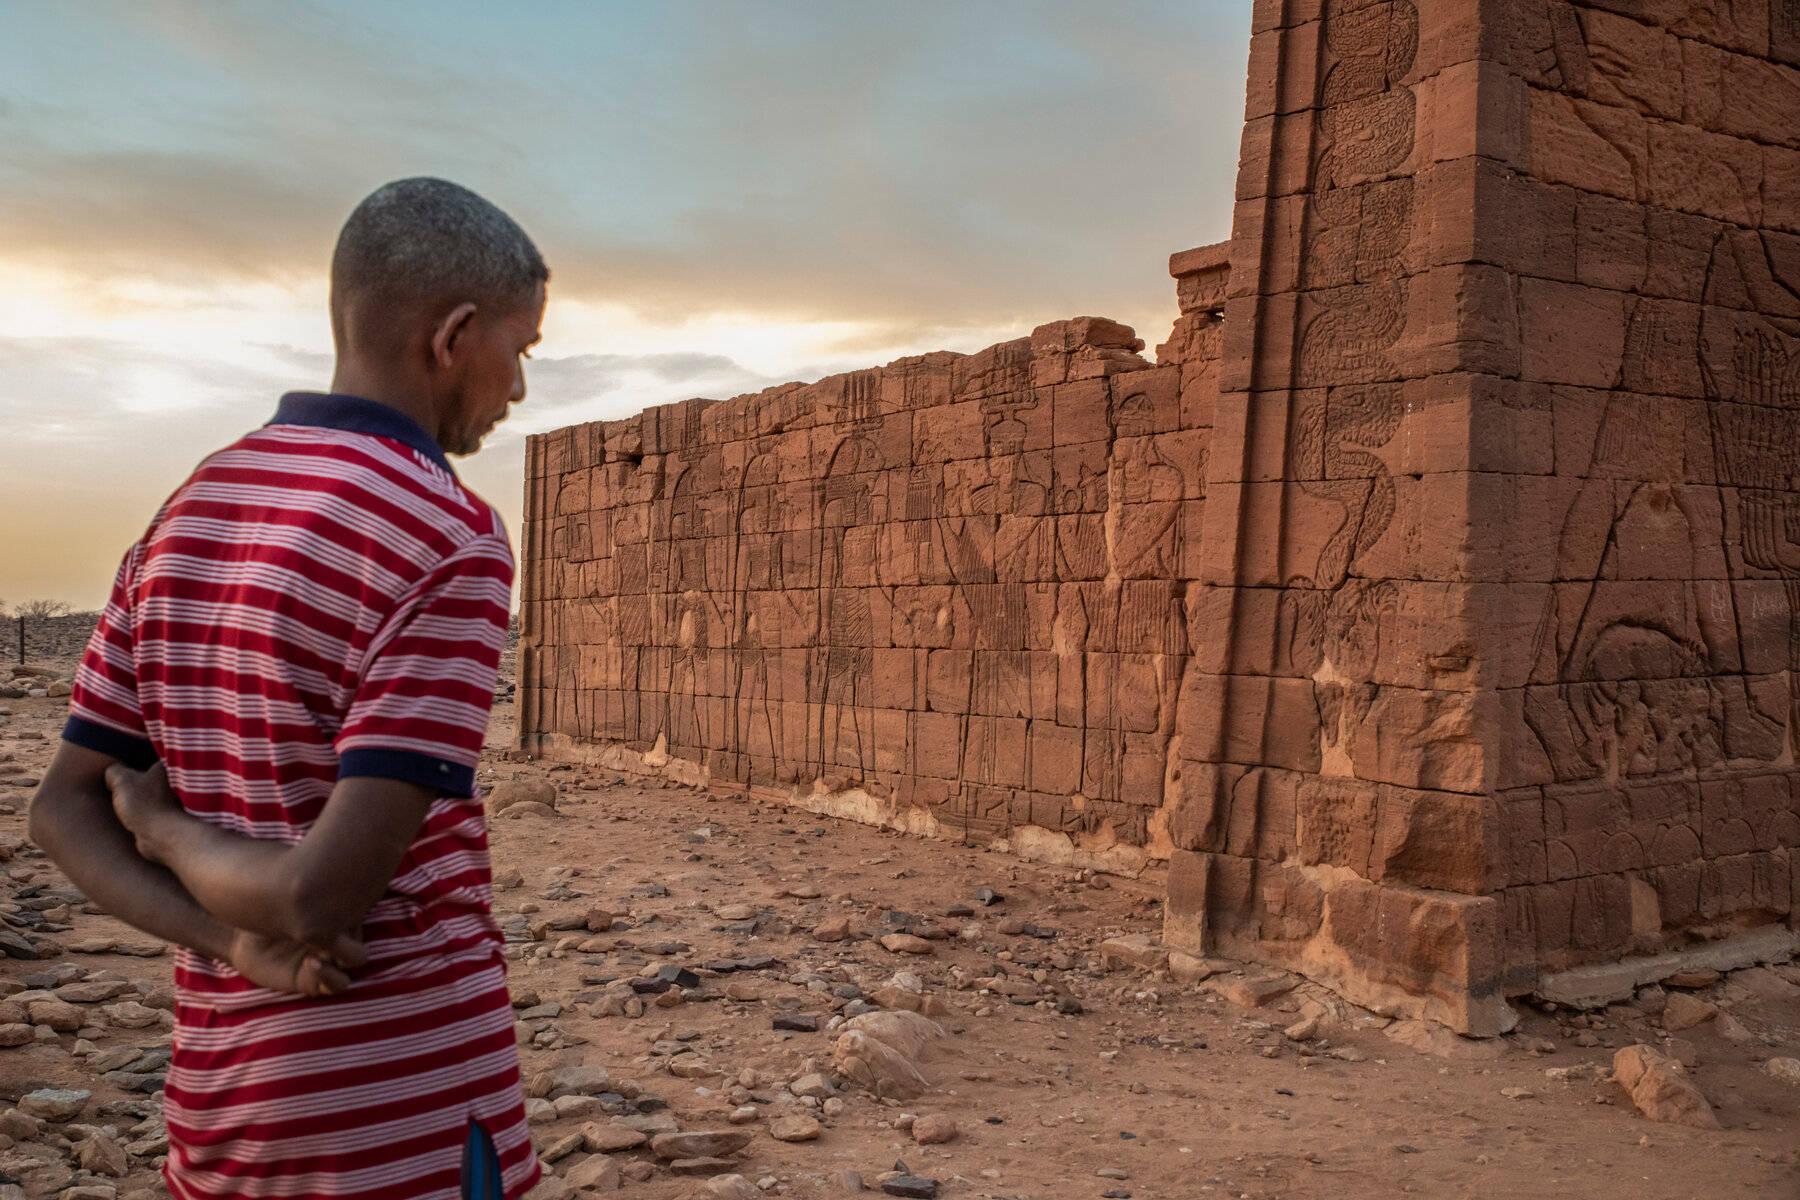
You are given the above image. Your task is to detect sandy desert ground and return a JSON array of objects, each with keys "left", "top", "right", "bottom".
[{"left": 2, "top": 619, "right": 1798, "bottom": 1200}]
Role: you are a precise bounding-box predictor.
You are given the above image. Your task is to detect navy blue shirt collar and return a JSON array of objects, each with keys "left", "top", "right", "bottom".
[{"left": 268, "top": 392, "right": 457, "bottom": 477}]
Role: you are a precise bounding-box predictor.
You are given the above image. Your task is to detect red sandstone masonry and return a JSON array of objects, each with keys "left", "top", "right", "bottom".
[
  {"left": 519, "top": 312, "right": 1213, "bottom": 879},
  {"left": 522, "top": 0, "right": 1800, "bottom": 1034}
]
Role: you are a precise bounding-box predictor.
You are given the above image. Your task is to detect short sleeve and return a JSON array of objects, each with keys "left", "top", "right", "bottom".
[
  {"left": 335, "top": 533, "right": 514, "bottom": 797},
  {"left": 62, "top": 543, "right": 158, "bottom": 769}
]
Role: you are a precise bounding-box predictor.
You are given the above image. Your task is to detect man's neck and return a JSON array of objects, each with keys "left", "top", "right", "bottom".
[{"left": 327, "top": 367, "right": 444, "bottom": 450}]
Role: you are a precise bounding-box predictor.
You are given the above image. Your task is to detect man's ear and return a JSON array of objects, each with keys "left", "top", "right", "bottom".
[{"left": 429, "top": 303, "right": 480, "bottom": 369}]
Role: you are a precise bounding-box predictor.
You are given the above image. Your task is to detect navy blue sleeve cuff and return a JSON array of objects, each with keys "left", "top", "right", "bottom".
[
  {"left": 62, "top": 716, "right": 159, "bottom": 771},
  {"left": 338, "top": 748, "right": 475, "bottom": 797}
]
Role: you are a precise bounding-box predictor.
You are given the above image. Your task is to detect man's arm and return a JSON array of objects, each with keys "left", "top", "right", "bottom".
[
  {"left": 108, "top": 761, "right": 435, "bottom": 949},
  {"left": 110, "top": 527, "right": 514, "bottom": 949},
  {"left": 30, "top": 743, "right": 361, "bottom": 996}
]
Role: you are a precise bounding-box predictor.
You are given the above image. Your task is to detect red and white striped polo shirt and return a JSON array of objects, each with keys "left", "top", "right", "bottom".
[{"left": 64, "top": 392, "right": 539, "bottom": 1200}]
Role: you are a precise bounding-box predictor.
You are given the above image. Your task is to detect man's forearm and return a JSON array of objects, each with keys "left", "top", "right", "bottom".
[
  {"left": 29, "top": 785, "right": 236, "bottom": 962},
  {"left": 137, "top": 813, "right": 321, "bottom": 944},
  {"left": 130, "top": 774, "right": 433, "bottom": 948}
]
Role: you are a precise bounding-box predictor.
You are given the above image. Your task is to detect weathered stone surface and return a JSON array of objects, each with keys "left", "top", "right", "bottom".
[
  {"left": 649, "top": 1130, "right": 752, "bottom": 1160},
  {"left": 20, "top": 1087, "right": 90, "bottom": 1121},
  {"left": 564, "top": 1154, "right": 620, "bottom": 1190},
  {"left": 1661, "top": 993, "right": 1718, "bottom": 1032},
  {"left": 669, "top": 1157, "right": 739, "bottom": 1176},
  {"left": 911, "top": 1113, "right": 958, "bottom": 1144},
  {"left": 1205, "top": 972, "right": 1298, "bottom": 1010},
  {"left": 1613, "top": 1045, "right": 1719, "bottom": 1128},
  {"left": 769, "top": 1114, "right": 822, "bottom": 1142},
  {"left": 1383, "top": 1020, "right": 1509, "bottom": 1061},
  {"left": 880, "top": 933, "right": 934, "bottom": 956},
  {"left": 1099, "top": 934, "right": 1170, "bottom": 972},
  {"left": 28, "top": 998, "right": 83, "bottom": 1031},
  {"left": 484, "top": 778, "right": 557, "bottom": 814},
  {"left": 582, "top": 1121, "right": 649, "bottom": 1152},
  {"left": 76, "top": 1131, "right": 129, "bottom": 1177},
  {"left": 515, "top": 0, "right": 1800, "bottom": 1041},
  {"left": 707, "top": 1176, "right": 761, "bottom": 1200}
]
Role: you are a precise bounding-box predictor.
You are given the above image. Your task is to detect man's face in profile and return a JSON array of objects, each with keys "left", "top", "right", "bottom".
[{"left": 447, "top": 281, "right": 547, "bottom": 457}]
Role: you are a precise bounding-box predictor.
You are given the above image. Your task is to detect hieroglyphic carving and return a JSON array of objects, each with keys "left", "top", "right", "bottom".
[
  {"left": 1297, "top": 0, "right": 1418, "bottom": 387},
  {"left": 1279, "top": 0, "right": 1416, "bottom": 685}
]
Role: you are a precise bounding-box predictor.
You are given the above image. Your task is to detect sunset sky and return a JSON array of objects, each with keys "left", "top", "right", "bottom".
[{"left": 1, "top": 0, "right": 1248, "bottom": 611}]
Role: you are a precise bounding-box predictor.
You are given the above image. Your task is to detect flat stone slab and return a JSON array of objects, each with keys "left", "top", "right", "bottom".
[{"left": 1536, "top": 928, "right": 1799, "bottom": 1009}]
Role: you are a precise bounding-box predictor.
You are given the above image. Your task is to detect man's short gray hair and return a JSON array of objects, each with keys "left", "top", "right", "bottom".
[{"left": 331, "top": 177, "right": 547, "bottom": 320}]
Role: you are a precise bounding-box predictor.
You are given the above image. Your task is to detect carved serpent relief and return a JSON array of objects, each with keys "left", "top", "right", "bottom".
[
  {"left": 1284, "top": 1, "right": 1415, "bottom": 691},
  {"left": 1297, "top": 0, "right": 1418, "bottom": 388}
]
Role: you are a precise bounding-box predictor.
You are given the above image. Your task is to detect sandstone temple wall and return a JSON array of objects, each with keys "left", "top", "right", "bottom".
[
  {"left": 521, "top": 0, "right": 1800, "bottom": 1033},
  {"left": 517, "top": 288, "right": 1226, "bottom": 877}
]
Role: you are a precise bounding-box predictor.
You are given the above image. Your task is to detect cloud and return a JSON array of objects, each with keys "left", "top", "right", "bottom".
[
  {"left": 0, "top": 0, "right": 1253, "bottom": 608},
  {"left": 0, "top": 0, "right": 1247, "bottom": 336},
  {"left": 0, "top": 329, "right": 781, "bottom": 606}
]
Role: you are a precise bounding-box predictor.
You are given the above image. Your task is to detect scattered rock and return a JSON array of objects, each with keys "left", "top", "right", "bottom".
[
  {"left": 565, "top": 1154, "right": 622, "bottom": 1190},
  {"left": 791, "top": 1072, "right": 837, "bottom": 1099},
  {"left": 1099, "top": 934, "right": 1169, "bottom": 972},
  {"left": 814, "top": 918, "right": 850, "bottom": 943},
  {"left": 76, "top": 1130, "right": 129, "bottom": 1177},
  {"left": 1765, "top": 1058, "right": 1800, "bottom": 1086},
  {"left": 1661, "top": 993, "right": 1717, "bottom": 1031},
  {"left": 650, "top": 1130, "right": 753, "bottom": 1160},
  {"left": 485, "top": 778, "right": 557, "bottom": 814},
  {"left": 1166, "top": 951, "right": 1214, "bottom": 985},
  {"left": 834, "top": 1011, "right": 944, "bottom": 1099},
  {"left": 20, "top": 1087, "right": 90, "bottom": 1121},
  {"left": 880, "top": 933, "right": 934, "bottom": 956},
  {"left": 55, "top": 979, "right": 132, "bottom": 1003},
  {"left": 880, "top": 1175, "right": 939, "bottom": 1198},
  {"left": 707, "top": 1176, "right": 761, "bottom": 1200},
  {"left": 1714, "top": 1013, "right": 1753, "bottom": 1043},
  {"left": 911, "top": 1114, "right": 957, "bottom": 1144},
  {"left": 1205, "top": 972, "right": 1298, "bottom": 1009},
  {"left": 542, "top": 1132, "right": 585, "bottom": 1163},
  {"left": 1545, "top": 1063, "right": 1602, "bottom": 1082},
  {"left": 1613, "top": 1044, "right": 1718, "bottom": 1129},
  {"left": 1662, "top": 970, "right": 1720, "bottom": 989},
  {"left": 102, "top": 1001, "right": 163, "bottom": 1029},
  {"left": 670, "top": 1157, "right": 740, "bottom": 1176},
  {"left": 770, "top": 1114, "right": 822, "bottom": 1142},
  {"left": 582, "top": 1122, "right": 649, "bottom": 1153},
  {"left": 27, "top": 998, "right": 83, "bottom": 1031}
]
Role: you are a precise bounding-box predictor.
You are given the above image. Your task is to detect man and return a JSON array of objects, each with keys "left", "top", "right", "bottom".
[{"left": 30, "top": 177, "right": 547, "bottom": 1200}]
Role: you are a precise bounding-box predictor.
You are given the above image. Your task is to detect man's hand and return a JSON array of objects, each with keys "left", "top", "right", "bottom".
[
  {"left": 99, "top": 759, "right": 373, "bottom": 996},
  {"left": 228, "top": 928, "right": 370, "bottom": 998},
  {"left": 104, "top": 761, "right": 183, "bottom": 864},
  {"left": 98, "top": 769, "right": 435, "bottom": 950}
]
